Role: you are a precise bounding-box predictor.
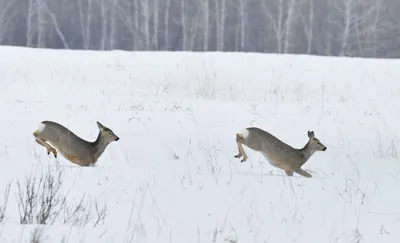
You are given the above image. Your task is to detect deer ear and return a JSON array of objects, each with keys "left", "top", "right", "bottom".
[
  {"left": 97, "top": 121, "right": 104, "bottom": 130},
  {"left": 307, "top": 131, "right": 315, "bottom": 139}
]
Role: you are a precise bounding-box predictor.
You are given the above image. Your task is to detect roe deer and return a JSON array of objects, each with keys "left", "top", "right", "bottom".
[
  {"left": 234, "top": 127, "right": 326, "bottom": 178},
  {"left": 33, "top": 121, "right": 119, "bottom": 166}
]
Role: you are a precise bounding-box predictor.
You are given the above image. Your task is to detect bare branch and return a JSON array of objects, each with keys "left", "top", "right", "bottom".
[{"left": 40, "top": 0, "right": 70, "bottom": 49}]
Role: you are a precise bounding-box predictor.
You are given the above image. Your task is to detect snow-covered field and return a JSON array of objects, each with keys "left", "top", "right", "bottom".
[{"left": 0, "top": 46, "right": 399, "bottom": 243}]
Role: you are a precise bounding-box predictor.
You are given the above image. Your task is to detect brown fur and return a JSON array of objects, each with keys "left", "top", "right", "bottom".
[
  {"left": 33, "top": 121, "right": 119, "bottom": 166},
  {"left": 234, "top": 127, "right": 327, "bottom": 178}
]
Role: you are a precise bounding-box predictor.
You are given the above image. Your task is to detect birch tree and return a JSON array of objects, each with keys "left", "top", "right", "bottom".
[
  {"left": 97, "top": 0, "right": 109, "bottom": 50},
  {"left": 215, "top": 0, "right": 226, "bottom": 51},
  {"left": 283, "top": 0, "right": 298, "bottom": 53},
  {"left": 36, "top": 0, "right": 46, "bottom": 48},
  {"left": 300, "top": 0, "right": 314, "bottom": 54},
  {"left": 153, "top": 0, "right": 159, "bottom": 49},
  {"left": 142, "top": 0, "right": 150, "bottom": 49},
  {"left": 0, "top": 0, "right": 16, "bottom": 44},
  {"left": 164, "top": 0, "right": 171, "bottom": 50},
  {"left": 233, "top": 0, "right": 249, "bottom": 51},
  {"left": 109, "top": 0, "right": 117, "bottom": 49},
  {"left": 180, "top": 0, "right": 186, "bottom": 50},
  {"left": 201, "top": 0, "right": 209, "bottom": 51},
  {"left": 262, "top": 0, "right": 284, "bottom": 53},
  {"left": 40, "top": 0, "right": 70, "bottom": 48},
  {"left": 376, "top": 3, "right": 400, "bottom": 52},
  {"left": 331, "top": 0, "right": 378, "bottom": 56},
  {"left": 77, "top": 0, "right": 93, "bottom": 49},
  {"left": 116, "top": 0, "right": 140, "bottom": 50}
]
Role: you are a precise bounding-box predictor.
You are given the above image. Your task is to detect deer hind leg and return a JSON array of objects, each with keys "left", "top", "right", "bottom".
[
  {"left": 34, "top": 137, "right": 57, "bottom": 158},
  {"left": 234, "top": 133, "right": 248, "bottom": 162},
  {"left": 292, "top": 168, "right": 312, "bottom": 178},
  {"left": 285, "top": 170, "right": 293, "bottom": 176}
]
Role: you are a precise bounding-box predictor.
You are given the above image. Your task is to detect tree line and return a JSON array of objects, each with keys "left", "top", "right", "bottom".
[{"left": 1, "top": 0, "right": 400, "bottom": 58}]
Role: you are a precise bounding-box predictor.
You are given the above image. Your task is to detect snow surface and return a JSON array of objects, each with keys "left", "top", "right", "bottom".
[{"left": 0, "top": 46, "right": 399, "bottom": 242}]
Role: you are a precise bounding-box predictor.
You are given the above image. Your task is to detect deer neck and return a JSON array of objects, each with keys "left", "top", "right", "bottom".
[
  {"left": 92, "top": 132, "right": 110, "bottom": 162},
  {"left": 299, "top": 140, "right": 315, "bottom": 166}
]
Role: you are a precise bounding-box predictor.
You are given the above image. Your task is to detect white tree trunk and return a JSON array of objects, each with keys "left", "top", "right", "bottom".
[
  {"left": 263, "top": 0, "right": 284, "bottom": 53},
  {"left": 26, "top": 0, "right": 34, "bottom": 47},
  {"left": 371, "top": 0, "right": 381, "bottom": 57},
  {"left": 339, "top": 0, "right": 352, "bottom": 56},
  {"left": 301, "top": 0, "right": 314, "bottom": 54},
  {"left": 238, "top": 0, "right": 246, "bottom": 51},
  {"left": 37, "top": 0, "right": 45, "bottom": 48},
  {"left": 325, "top": 0, "right": 333, "bottom": 55},
  {"left": 99, "top": 0, "right": 108, "bottom": 50},
  {"left": 153, "top": 0, "right": 159, "bottom": 49},
  {"left": 0, "top": 0, "right": 16, "bottom": 44},
  {"left": 203, "top": 0, "right": 209, "bottom": 51},
  {"left": 40, "top": 0, "right": 70, "bottom": 49},
  {"left": 283, "top": 0, "right": 297, "bottom": 53},
  {"left": 109, "top": 0, "right": 116, "bottom": 49},
  {"left": 164, "top": 0, "right": 171, "bottom": 50},
  {"left": 215, "top": 0, "right": 226, "bottom": 51},
  {"left": 142, "top": 0, "right": 150, "bottom": 49},
  {"left": 85, "top": 0, "right": 92, "bottom": 49},
  {"left": 77, "top": 0, "right": 92, "bottom": 49},
  {"left": 180, "top": 0, "right": 186, "bottom": 50},
  {"left": 188, "top": 8, "right": 200, "bottom": 51},
  {"left": 134, "top": 0, "right": 139, "bottom": 50}
]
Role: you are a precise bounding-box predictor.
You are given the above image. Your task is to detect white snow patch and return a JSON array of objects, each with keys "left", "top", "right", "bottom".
[{"left": 0, "top": 46, "right": 399, "bottom": 243}]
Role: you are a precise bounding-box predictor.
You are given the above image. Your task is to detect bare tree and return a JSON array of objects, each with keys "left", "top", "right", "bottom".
[
  {"left": 0, "top": 0, "right": 16, "bottom": 44},
  {"left": 323, "top": 0, "right": 334, "bottom": 55},
  {"left": 263, "top": 0, "right": 284, "bottom": 53},
  {"left": 368, "top": 0, "right": 382, "bottom": 57},
  {"left": 0, "top": 180, "right": 12, "bottom": 223},
  {"left": 40, "top": 0, "right": 70, "bottom": 49},
  {"left": 330, "top": 0, "right": 376, "bottom": 56},
  {"left": 179, "top": 0, "right": 201, "bottom": 51},
  {"left": 153, "top": 0, "right": 159, "bottom": 49},
  {"left": 77, "top": 0, "right": 93, "bottom": 49},
  {"left": 142, "top": 0, "right": 151, "bottom": 49},
  {"left": 300, "top": 0, "right": 315, "bottom": 54},
  {"left": 36, "top": 0, "right": 46, "bottom": 48},
  {"left": 283, "top": 0, "right": 298, "bottom": 53},
  {"left": 116, "top": 0, "right": 140, "bottom": 50},
  {"left": 180, "top": 0, "right": 187, "bottom": 50},
  {"left": 201, "top": 0, "right": 210, "bottom": 51},
  {"left": 109, "top": 0, "right": 117, "bottom": 49},
  {"left": 164, "top": 0, "right": 171, "bottom": 50},
  {"left": 26, "top": 0, "right": 35, "bottom": 47},
  {"left": 376, "top": 3, "right": 400, "bottom": 52},
  {"left": 188, "top": 2, "right": 201, "bottom": 51},
  {"left": 0, "top": 0, "right": 395, "bottom": 57},
  {"left": 96, "top": 0, "right": 109, "bottom": 50},
  {"left": 215, "top": 0, "right": 226, "bottom": 51},
  {"left": 232, "top": 0, "right": 249, "bottom": 51}
]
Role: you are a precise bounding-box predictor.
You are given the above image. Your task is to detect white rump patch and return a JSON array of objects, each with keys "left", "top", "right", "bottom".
[
  {"left": 242, "top": 128, "right": 249, "bottom": 140},
  {"left": 36, "top": 123, "right": 46, "bottom": 133}
]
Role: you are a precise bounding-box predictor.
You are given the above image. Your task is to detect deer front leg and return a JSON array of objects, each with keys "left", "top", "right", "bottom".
[
  {"left": 35, "top": 138, "right": 57, "bottom": 158},
  {"left": 234, "top": 143, "right": 249, "bottom": 162},
  {"left": 234, "top": 133, "right": 248, "bottom": 162},
  {"left": 285, "top": 170, "right": 293, "bottom": 176},
  {"left": 234, "top": 133, "right": 243, "bottom": 159},
  {"left": 234, "top": 142, "right": 243, "bottom": 159},
  {"left": 234, "top": 143, "right": 248, "bottom": 162}
]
